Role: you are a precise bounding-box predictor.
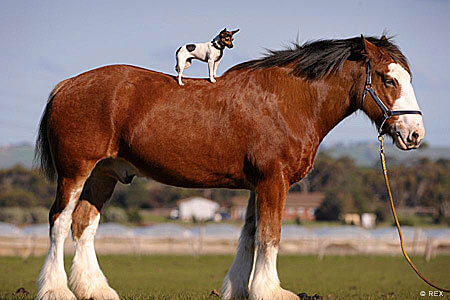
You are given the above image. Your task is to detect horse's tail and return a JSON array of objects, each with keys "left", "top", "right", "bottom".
[{"left": 34, "top": 79, "right": 70, "bottom": 182}]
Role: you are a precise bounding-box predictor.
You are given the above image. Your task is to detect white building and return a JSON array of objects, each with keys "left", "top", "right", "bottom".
[
  {"left": 177, "top": 197, "right": 220, "bottom": 221},
  {"left": 361, "top": 213, "right": 376, "bottom": 228}
]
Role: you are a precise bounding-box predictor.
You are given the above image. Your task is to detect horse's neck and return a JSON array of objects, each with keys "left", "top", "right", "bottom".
[{"left": 279, "top": 65, "right": 361, "bottom": 144}]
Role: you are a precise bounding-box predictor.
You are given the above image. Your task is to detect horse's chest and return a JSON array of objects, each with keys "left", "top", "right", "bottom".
[{"left": 286, "top": 145, "right": 318, "bottom": 184}]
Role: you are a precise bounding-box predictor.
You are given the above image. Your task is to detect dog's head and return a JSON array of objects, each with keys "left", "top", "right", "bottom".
[{"left": 219, "top": 28, "right": 239, "bottom": 48}]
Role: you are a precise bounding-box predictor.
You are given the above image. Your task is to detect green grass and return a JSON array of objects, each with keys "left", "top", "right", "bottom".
[{"left": 0, "top": 255, "right": 449, "bottom": 300}]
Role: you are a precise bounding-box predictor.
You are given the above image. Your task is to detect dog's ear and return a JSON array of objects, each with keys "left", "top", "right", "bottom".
[
  {"left": 221, "top": 28, "right": 227, "bottom": 33},
  {"left": 231, "top": 29, "right": 239, "bottom": 35}
]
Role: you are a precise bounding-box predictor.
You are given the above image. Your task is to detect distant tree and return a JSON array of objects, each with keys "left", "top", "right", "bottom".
[
  {"left": 126, "top": 208, "right": 142, "bottom": 224},
  {"left": 102, "top": 206, "right": 128, "bottom": 223},
  {"left": 315, "top": 192, "right": 342, "bottom": 221},
  {"left": 0, "top": 150, "right": 447, "bottom": 224},
  {"left": 0, "top": 189, "right": 37, "bottom": 207}
]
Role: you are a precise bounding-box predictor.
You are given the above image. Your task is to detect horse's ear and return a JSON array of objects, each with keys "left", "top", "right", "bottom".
[{"left": 360, "top": 35, "right": 384, "bottom": 62}]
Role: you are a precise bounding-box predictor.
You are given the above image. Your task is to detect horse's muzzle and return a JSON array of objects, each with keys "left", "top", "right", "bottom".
[{"left": 394, "top": 127, "right": 425, "bottom": 150}]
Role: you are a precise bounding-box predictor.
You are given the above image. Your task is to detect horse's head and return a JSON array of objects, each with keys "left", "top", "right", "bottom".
[{"left": 359, "top": 36, "right": 425, "bottom": 150}]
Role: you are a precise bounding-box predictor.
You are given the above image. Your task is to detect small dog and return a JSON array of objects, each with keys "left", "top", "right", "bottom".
[{"left": 175, "top": 28, "right": 239, "bottom": 86}]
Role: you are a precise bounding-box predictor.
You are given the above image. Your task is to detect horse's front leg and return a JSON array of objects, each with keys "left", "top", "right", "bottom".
[
  {"left": 222, "top": 191, "right": 256, "bottom": 299},
  {"left": 249, "top": 173, "right": 299, "bottom": 300}
]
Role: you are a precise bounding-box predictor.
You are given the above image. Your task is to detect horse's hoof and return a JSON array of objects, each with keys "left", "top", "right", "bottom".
[{"left": 298, "top": 292, "right": 322, "bottom": 300}]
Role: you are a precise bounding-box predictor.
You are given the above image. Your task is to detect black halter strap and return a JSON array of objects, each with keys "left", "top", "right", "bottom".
[{"left": 361, "top": 62, "right": 422, "bottom": 135}]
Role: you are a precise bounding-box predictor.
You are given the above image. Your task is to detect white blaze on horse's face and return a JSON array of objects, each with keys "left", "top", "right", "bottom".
[{"left": 387, "top": 63, "right": 425, "bottom": 150}]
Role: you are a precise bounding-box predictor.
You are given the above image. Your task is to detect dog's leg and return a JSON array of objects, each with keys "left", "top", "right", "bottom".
[
  {"left": 182, "top": 58, "right": 192, "bottom": 78},
  {"left": 213, "top": 59, "right": 221, "bottom": 78},
  {"left": 208, "top": 59, "right": 216, "bottom": 83},
  {"left": 177, "top": 61, "right": 185, "bottom": 86},
  {"left": 176, "top": 53, "right": 187, "bottom": 86}
]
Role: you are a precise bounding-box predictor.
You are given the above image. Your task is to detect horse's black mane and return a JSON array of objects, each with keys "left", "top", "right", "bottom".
[{"left": 228, "top": 36, "right": 409, "bottom": 80}]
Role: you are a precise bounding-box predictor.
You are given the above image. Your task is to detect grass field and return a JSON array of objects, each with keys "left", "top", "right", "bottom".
[{"left": 0, "top": 255, "right": 449, "bottom": 300}]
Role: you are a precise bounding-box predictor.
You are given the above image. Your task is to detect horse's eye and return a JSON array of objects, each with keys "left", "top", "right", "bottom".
[{"left": 384, "top": 79, "right": 395, "bottom": 87}]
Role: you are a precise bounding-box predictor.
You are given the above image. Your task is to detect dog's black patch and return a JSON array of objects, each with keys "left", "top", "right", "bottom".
[
  {"left": 186, "top": 44, "right": 196, "bottom": 52},
  {"left": 176, "top": 46, "right": 182, "bottom": 55}
]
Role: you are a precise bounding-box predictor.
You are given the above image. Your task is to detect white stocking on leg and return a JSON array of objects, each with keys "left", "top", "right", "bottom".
[
  {"left": 222, "top": 192, "right": 256, "bottom": 299},
  {"left": 37, "top": 180, "right": 83, "bottom": 300},
  {"left": 70, "top": 213, "right": 119, "bottom": 300},
  {"left": 249, "top": 243, "right": 298, "bottom": 300}
]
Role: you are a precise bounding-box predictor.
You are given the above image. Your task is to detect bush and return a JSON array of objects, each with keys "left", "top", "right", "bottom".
[
  {"left": 0, "top": 189, "right": 37, "bottom": 207},
  {"left": 392, "top": 216, "right": 415, "bottom": 227},
  {"left": 30, "top": 206, "right": 49, "bottom": 224},
  {"left": 102, "top": 206, "right": 128, "bottom": 223},
  {"left": 375, "top": 206, "right": 388, "bottom": 223},
  {"left": 126, "top": 208, "right": 142, "bottom": 224},
  {"left": 0, "top": 207, "right": 32, "bottom": 224},
  {"left": 0, "top": 207, "right": 49, "bottom": 224}
]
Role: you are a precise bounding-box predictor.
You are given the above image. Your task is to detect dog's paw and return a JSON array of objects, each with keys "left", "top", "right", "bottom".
[{"left": 210, "top": 78, "right": 216, "bottom": 83}]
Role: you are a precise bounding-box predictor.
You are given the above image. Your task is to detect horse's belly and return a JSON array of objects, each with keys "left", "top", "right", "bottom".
[{"left": 120, "top": 140, "right": 249, "bottom": 189}]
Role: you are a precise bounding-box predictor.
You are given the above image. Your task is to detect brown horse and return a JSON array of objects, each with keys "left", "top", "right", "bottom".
[{"left": 35, "top": 35, "right": 424, "bottom": 300}]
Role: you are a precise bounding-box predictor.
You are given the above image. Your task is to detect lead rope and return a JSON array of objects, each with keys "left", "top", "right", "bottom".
[{"left": 378, "top": 135, "right": 450, "bottom": 293}]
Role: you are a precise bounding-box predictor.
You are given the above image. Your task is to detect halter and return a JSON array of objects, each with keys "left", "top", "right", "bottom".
[{"left": 361, "top": 62, "right": 422, "bottom": 136}]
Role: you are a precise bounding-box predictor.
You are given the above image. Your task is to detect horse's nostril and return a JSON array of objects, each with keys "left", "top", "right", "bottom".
[{"left": 408, "top": 130, "right": 420, "bottom": 144}]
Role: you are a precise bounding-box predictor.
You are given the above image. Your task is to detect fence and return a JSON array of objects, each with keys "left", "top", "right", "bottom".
[{"left": 0, "top": 222, "right": 449, "bottom": 259}]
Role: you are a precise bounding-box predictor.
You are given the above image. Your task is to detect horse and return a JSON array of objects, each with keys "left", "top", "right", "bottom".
[{"left": 34, "top": 35, "right": 424, "bottom": 300}]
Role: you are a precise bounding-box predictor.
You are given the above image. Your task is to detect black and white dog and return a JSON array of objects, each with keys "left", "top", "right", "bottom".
[{"left": 175, "top": 28, "right": 239, "bottom": 86}]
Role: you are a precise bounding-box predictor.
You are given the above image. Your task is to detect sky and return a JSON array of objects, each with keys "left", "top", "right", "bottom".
[{"left": 1, "top": 0, "right": 449, "bottom": 147}]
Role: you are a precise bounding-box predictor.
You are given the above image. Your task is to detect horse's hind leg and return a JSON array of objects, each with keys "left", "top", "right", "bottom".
[
  {"left": 70, "top": 167, "right": 119, "bottom": 300},
  {"left": 37, "top": 169, "right": 93, "bottom": 300},
  {"left": 222, "top": 191, "right": 256, "bottom": 300}
]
